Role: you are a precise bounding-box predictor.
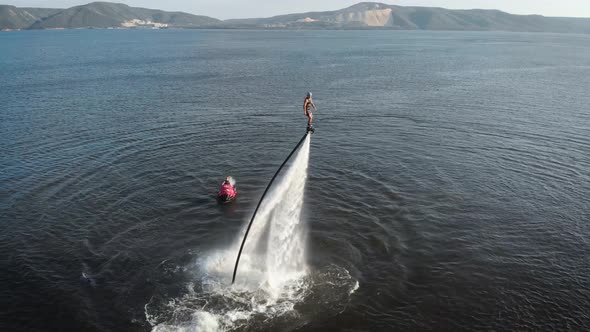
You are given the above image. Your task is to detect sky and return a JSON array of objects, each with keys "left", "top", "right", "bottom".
[{"left": 4, "top": 0, "right": 590, "bottom": 19}]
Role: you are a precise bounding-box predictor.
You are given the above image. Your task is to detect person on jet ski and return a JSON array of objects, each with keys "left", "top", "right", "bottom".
[
  {"left": 303, "top": 92, "right": 317, "bottom": 132},
  {"left": 218, "top": 176, "right": 237, "bottom": 202}
]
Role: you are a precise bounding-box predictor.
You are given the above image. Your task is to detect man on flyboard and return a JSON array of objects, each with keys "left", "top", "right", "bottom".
[{"left": 303, "top": 92, "right": 317, "bottom": 133}]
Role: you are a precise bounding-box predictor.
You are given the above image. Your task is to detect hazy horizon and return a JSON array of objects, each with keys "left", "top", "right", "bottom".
[{"left": 2, "top": 0, "right": 590, "bottom": 19}]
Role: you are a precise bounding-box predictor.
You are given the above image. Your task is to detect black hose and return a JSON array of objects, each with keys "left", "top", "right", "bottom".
[{"left": 232, "top": 132, "right": 310, "bottom": 284}]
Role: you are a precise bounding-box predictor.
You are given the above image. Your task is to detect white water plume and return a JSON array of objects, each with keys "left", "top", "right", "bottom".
[
  {"left": 234, "top": 134, "right": 311, "bottom": 290},
  {"left": 147, "top": 135, "right": 353, "bottom": 332}
]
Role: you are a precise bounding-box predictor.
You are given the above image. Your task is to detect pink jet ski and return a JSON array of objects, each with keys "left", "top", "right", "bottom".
[{"left": 218, "top": 176, "right": 237, "bottom": 203}]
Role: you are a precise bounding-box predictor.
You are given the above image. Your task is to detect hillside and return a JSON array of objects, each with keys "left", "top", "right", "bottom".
[
  {"left": 1, "top": 1, "right": 590, "bottom": 33},
  {"left": 1, "top": 2, "right": 219, "bottom": 30},
  {"left": 224, "top": 2, "right": 590, "bottom": 33},
  {"left": 0, "top": 5, "right": 61, "bottom": 29}
]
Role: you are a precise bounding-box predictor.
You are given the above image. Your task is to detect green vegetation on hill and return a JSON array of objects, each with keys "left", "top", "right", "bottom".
[
  {"left": 1, "top": 1, "right": 589, "bottom": 33},
  {"left": 224, "top": 2, "right": 590, "bottom": 33},
  {"left": 1, "top": 2, "right": 219, "bottom": 30},
  {"left": 0, "top": 5, "right": 61, "bottom": 29}
]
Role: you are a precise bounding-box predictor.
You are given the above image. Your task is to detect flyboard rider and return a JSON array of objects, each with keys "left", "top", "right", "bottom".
[{"left": 303, "top": 92, "right": 317, "bottom": 133}]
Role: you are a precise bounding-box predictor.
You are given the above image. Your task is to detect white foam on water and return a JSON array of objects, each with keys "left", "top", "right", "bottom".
[
  {"left": 204, "top": 134, "right": 311, "bottom": 290},
  {"left": 149, "top": 135, "right": 314, "bottom": 331}
]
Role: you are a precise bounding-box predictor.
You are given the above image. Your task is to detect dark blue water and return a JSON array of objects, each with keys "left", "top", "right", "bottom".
[{"left": 1, "top": 29, "right": 590, "bottom": 331}]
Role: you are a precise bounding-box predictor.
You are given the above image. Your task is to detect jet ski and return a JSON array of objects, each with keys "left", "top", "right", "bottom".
[{"left": 218, "top": 176, "right": 237, "bottom": 203}]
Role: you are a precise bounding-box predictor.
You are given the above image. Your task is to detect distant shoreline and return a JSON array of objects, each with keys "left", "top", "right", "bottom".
[
  {"left": 2, "top": 2, "right": 590, "bottom": 34},
  {"left": 3, "top": 27, "right": 590, "bottom": 35}
]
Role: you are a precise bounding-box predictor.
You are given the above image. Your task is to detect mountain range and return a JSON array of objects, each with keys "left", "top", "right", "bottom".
[
  {"left": 1, "top": 1, "right": 590, "bottom": 33},
  {"left": 0, "top": 2, "right": 218, "bottom": 29}
]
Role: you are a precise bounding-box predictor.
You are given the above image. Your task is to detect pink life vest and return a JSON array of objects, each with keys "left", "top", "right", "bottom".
[{"left": 218, "top": 182, "right": 237, "bottom": 197}]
